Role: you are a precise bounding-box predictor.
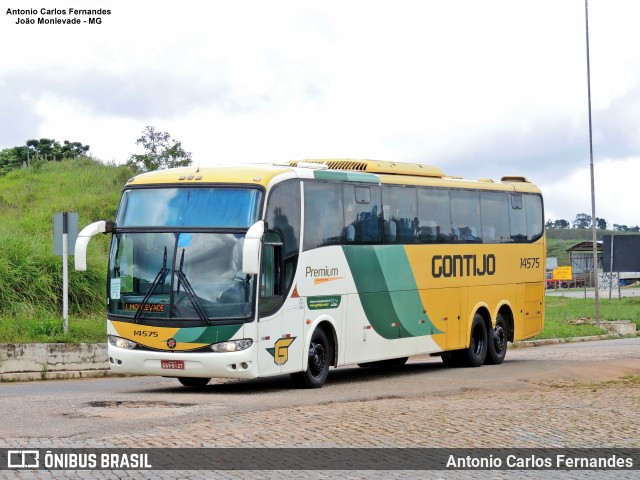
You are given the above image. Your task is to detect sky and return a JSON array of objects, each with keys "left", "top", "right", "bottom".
[{"left": 2, "top": 0, "right": 640, "bottom": 227}]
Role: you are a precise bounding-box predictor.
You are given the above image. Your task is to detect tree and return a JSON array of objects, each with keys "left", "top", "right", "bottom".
[
  {"left": 126, "top": 126, "right": 192, "bottom": 173},
  {"left": 573, "top": 213, "right": 591, "bottom": 229},
  {"left": 25, "top": 138, "right": 89, "bottom": 162},
  {"left": 554, "top": 219, "right": 570, "bottom": 229},
  {"left": 0, "top": 148, "right": 20, "bottom": 175},
  {"left": 61, "top": 141, "right": 90, "bottom": 159},
  {"left": 596, "top": 217, "right": 607, "bottom": 230},
  {"left": 546, "top": 219, "right": 570, "bottom": 229}
]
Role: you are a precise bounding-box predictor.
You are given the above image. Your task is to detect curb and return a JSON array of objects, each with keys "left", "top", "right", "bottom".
[
  {"left": 0, "top": 342, "right": 113, "bottom": 383},
  {"left": 1, "top": 333, "right": 638, "bottom": 382},
  {"left": 513, "top": 331, "right": 639, "bottom": 348},
  {"left": 0, "top": 369, "right": 114, "bottom": 382}
]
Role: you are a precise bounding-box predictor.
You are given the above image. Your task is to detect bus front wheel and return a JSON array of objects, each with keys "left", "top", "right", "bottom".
[{"left": 291, "top": 328, "right": 333, "bottom": 388}]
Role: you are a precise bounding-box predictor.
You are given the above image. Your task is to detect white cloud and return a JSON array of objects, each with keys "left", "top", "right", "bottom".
[{"left": 542, "top": 157, "right": 640, "bottom": 227}]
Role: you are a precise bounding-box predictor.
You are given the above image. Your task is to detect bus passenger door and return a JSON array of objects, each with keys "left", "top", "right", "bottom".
[
  {"left": 256, "top": 236, "right": 305, "bottom": 377},
  {"left": 257, "top": 311, "right": 283, "bottom": 377},
  {"left": 278, "top": 295, "right": 305, "bottom": 375}
]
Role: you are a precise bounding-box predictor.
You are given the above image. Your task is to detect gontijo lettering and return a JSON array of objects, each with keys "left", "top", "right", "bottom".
[{"left": 432, "top": 254, "right": 496, "bottom": 278}]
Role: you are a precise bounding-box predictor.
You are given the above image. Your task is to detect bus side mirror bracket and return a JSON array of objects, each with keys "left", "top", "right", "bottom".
[
  {"left": 242, "top": 220, "right": 265, "bottom": 275},
  {"left": 74, "top": 220, "right": 113, "bottom": 271}
]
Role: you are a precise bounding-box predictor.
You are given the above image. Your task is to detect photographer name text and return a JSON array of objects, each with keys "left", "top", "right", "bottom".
[{"left": 6, "top": 7, "right": 111, "bottom": 25}]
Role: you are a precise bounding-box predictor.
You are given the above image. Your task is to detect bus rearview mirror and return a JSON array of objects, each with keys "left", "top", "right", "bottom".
[{"left": 242, "top": 220, "right": 265, "bottom": 275}]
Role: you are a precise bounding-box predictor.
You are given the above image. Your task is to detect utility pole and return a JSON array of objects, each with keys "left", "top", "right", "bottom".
[{"left": 584, "top": 0, "right": 600, "bottom": 324}]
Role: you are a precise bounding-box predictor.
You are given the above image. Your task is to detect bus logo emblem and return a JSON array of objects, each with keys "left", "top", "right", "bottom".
[
  {"left": 267, "top": 337, "right": 296, "bottom": 365},
  {"left": 167, "top": 338, "right": 177, "bottom": 349}
]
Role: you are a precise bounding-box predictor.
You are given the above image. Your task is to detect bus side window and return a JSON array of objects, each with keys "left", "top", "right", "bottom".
[
  {"left": 344, "top": 185, "right": 382, "bottom": 244},
  {"left": 303, "top": 182, "right": 345, "bottom": 250},
  {"left": 450, "top": 191, "right": 481, "bottom": 243},
  {"left": 382, "top": 186, "right": 417, "bottom": 244},
  {"left": 263, "top": 180, "right": 301, "bottom": 316},
  {"left": 266, "top": 180, "right": 300, "bottom": 257},
  {"left": 525, "top": 194, "right": 544, "bottom": 242},
  {"left": 417, "top": 188, "right": 451, "bottom": 243},
  {"left": 480, "top": 192, "right": 510, "bottom": 243},
  {"left": 509, "top": 194, "right": 527, "bottom": 243}
]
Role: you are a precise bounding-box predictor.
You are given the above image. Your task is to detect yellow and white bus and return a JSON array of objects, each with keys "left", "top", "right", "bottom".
[{"left": 75, "top": 159, "right": 545, "bottom": 388}]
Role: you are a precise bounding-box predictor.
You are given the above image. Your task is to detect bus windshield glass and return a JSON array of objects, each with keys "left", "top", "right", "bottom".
[
  {"left": 108, "top": 232, "right": 254, "bottom": 322},
  {"left": 117, "top": 187, "right": 262, "bottom": 227}
]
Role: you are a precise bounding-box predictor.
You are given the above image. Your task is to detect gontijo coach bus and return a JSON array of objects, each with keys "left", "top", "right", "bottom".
[{"left": 75, "top": 159, "right": 545, "bottom": 388}]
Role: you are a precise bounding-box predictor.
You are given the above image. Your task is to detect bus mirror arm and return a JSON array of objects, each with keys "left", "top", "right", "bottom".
[
  {"left": 74, "top": 220, "right": 113, "bottom": 271},
  {"left": 242, "top": 220, "right": 265, "bottom": 275}
]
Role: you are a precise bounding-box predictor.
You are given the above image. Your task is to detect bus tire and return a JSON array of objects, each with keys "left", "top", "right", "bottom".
[
  {"left": 460, "top": 313, "right": 487, "bottom": 367},
  {"left": 178, "top": 377, "right": 210, "bottom": 387},
  {"left": 485, "top": 313, "right": 508, "bottom": 365},
  {"left": 291, "top": 328, "right": 333, "bottom": 388}
]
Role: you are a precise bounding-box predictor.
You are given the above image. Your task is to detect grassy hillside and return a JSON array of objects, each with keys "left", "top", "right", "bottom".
[
  {"left": 0, "top": 158, "right": 134, "bottom": 341},
  {"left": 546, "top": 228, "right": 612, "bottom": 266}
]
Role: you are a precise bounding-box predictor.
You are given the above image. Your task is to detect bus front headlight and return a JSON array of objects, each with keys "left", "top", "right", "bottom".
[
  {"left": 210, "top": 339, "right": 253, "bottom": 353},
  {"left": 108, "top": 335, "right": 137, "bottom": 350}
]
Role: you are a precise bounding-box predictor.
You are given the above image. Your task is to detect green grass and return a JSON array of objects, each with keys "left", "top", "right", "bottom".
[
  {"left": 0, "top": 157, "right": 133, "bottom": 343},
  {"left": 0, "top": 314, "right": 105, "bottom": 343},
  {"left": 534, "top": 295, "right": 640, "bottom": 340}
]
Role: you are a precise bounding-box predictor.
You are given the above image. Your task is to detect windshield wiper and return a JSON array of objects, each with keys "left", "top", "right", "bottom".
[
  {"left": 134, "top": 246, "right": 170, "bottom": 323},
  {"left": 175, "top": 249, "right": 209, "bottom": 324}
]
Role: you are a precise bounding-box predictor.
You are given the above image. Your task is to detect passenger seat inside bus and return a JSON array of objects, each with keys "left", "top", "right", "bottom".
[{"left": 345, "top": 224, "right": 355, "bottom": 243}]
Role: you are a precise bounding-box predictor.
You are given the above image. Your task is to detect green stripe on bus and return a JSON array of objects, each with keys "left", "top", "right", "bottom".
[
  {"left": 342, "top": 245, "right": 441, "bottom": 339},
  {"left": 173, "top": 324, "right": 242, "bottom": 344},
  {"left": 375, "top": 246, "right": 439, "bottom": 337}
]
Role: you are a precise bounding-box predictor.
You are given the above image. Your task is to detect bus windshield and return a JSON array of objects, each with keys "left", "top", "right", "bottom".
[
  {"left": 108, "top": 187, "right": 262, "bottom": 322},
  {"left": 108, "top": 232, "right": 254, "bottom": 322},
  {"left": 117, "top": 187, "right": 261, "bottom": 227}
]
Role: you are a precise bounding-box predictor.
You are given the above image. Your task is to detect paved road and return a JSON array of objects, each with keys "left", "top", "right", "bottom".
[{"left": 1, "top": 338, "right": 639, "bottom": 479}]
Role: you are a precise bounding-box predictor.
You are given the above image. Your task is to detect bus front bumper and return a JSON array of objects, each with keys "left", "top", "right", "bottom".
[{"left": 107, "top": 344, "right": 259, "bottom": 379}]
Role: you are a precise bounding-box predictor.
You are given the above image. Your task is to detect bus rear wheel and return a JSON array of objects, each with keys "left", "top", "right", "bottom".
[
  {"left": 178, "top": 377, "right": 210, "bottom": 387},
  {"left": 291, "top": 328, "right": 333, "bottom": 388},
  {"left": 485, "top": 313, "right": 508, "bottom": 365},
  {"left": 460, "top": 313, "right": 487, "bottom": 367}
]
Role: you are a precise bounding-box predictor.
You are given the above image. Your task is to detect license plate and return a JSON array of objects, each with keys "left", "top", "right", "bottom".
[{"left": 161, "top": 360, "right": 184, "bottom": 370}]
